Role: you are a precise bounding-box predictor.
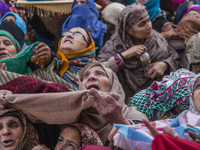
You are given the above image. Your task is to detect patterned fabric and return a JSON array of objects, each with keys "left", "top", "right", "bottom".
[
  {"left": 129, "top": 68, "right": 196, "bottom": 121},
  {"left": 98, "top": 5, "right": 179, "bottom": 97},
  {"left": 61, "top": 0, "right": 107, "bottom": 49},
  {"left": 0, "top": 108, "right": 38, "bottom": 150},
  {"left": 0, "top": 1, "right": 10, "bottom": 19},
  {"left": 0, "top": 76, "right": 69, "bottom": 93},
  {"left": 56, "top": 35, "right": 96, "bottom": 88},
  {"left": 113, "top": 110, "right": 200, "bottom": 150},
  {"left": 69, "top": 123, "right": 103, "bottom": 146},
  {"left": 0, "top": 42, "right": 39, "bottom": 74},
  {"left": 127, "top": 0, "right": 162, "bottom": 21}
]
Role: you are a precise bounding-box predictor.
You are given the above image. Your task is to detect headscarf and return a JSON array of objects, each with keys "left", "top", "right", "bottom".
[
  {"left": 0, "top": 1, "right": 10, "bottom": 19},
  {"left": 184, "top": 5, "right": 200, "bottom": 16},
  {"left": 101, "top": 2, "right": 125, "bottom": 26},
  {"left": 98, "top": 5, "right": 179, "bottom": 96},
  {"left": 0, "top": 108, "right": 38, "bottom": 150},
  {"left": 0, "top": 21, "right": 24, "bottom": 51},
  {"left": 0, "top": 12, "right": 27, "bottom": 36},
  {"left": 188, "top": 73, "right": 200, "bottom": 115},
  {"left": 185, "top": 32, "right": 200, "bottom": 73},
  {"left": 56, "top": 34, "right": 96, "bottom": 88},
  {"left": 162, "top": 16, "right": 200, "bottom": 45},
  {"left": 62, "top": 123, "right": 103, "bottom": 146},
  {"left": 61, "top": 0, "right": 107, "bottom": 49},
  {"left": 127, "top": 0, "right": 162, "bottom": 21}
]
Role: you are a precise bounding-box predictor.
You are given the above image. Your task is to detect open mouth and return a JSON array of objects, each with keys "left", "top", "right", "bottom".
[
  {"left": 0, "top": 53, "right": 8, "bottom": 57},
  {"left": 3, "top": 139, "right": 14, "bottom": 146},
  {"left": 87, "top": 84, "right": 100, "bottom": 90},
  {"left": 64, "top": 39, "right": 72, "bottom": 44}
]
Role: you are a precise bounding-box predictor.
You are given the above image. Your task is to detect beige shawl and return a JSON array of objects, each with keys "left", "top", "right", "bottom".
[{"left": 3, "top": 63, "right": 147, "bottom": 144}]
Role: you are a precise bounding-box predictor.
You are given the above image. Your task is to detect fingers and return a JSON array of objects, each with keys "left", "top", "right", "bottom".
[
  {"left": 142, "top": 119, "right": 158, "bottom": 137},
  {"left": 34, "top": 43, "right": 51, "bottom": 64},
  {"left": 108, "top": 127, "right": 119, "bottom": 142},
  {"left": 163, "top": 126, "right": 178, "bottom": 138},
  {"left": 0, "top": 63, "right": 7, "bottom": 71}
]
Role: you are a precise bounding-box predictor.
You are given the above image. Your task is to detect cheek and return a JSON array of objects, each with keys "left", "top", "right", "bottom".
[
  {"left": 8, "top": 46, "right": 17, "bottom": 56},
  {"left": 193, "top": 90, "right": 200, "bottom": 111}
]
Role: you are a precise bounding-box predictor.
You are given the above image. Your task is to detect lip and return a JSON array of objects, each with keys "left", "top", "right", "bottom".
[
  {"left": 146, "top": 29, "right": 153, "bottom": 35},
  {"left": 2, "top": 139, "right": 14, "bottom": 147},
  {"left": 64, "top": 39, "right": 73, "bottom": 44},
  {"left": 87, "top": 83, "right": 100, "bottom": 90},
  {"left": 0, "top": 52, "right": 8, "bottom": 58}
]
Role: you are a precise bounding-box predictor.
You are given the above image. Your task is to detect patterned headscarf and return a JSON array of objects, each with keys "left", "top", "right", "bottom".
[
  {"left": 0, "top": 1, "right": 10, "bottom": 19},
  {"left": 185, "top": 32, "right": 200, "bottom": 73},
  {"left": 0, "top": 12, "right": 27, "bottom": 36},
  {"left": 61, "top": 123, "right": 103, "bottom": 146},
  {"left": 188, "top": 74, "right": 200, "bottom": 115},
  {"left": 61, "top": 0, "right": 107, "bottom": 48},
  {"left": 0, "top": 108, "right": 38, "bottom": 150},
  {"left": 127, "top": 0, "right": 162, "bottom": 21}
]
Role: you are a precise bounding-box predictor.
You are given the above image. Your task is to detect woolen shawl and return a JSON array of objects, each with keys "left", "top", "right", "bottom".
[
  {"left": 188, "top": 73, "right": 200, "bottom": 115},
  {"left": 98, "top": 5, "right": 179, "bottom": 96},
  {"left": 0, "top": 108, "right": 38, "bottom": 150},
  {"left": 61, "top": 0, "right": 107, "bottom": 49},
  {"left": 162, "top": 16, "right": 200, "bottom": 44},
  {"left": 3, "top": 62, "right": 147, "bottom": 144}
]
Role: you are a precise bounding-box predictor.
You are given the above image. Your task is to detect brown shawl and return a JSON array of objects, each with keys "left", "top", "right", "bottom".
[
  {"left": 3, "top": 63, "right": 147, "bottom": 145},
  {"left": 97, "top": 5, "right": 179, "bottom": 97},
  {"left": 162, "top": 16, "right": 200, "bottom": 44},
  {"left": 0, "top": 108, "right": 38, "bottom": 150}
]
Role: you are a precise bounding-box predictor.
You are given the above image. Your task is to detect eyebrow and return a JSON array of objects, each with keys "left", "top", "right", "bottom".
[{"left": 59, "top": 135, "right": 79, "bottom": 146}]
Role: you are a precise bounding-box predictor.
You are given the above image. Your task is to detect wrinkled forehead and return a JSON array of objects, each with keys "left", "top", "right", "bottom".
[
  {"left": 80, "top": 66, "right": 108, "bottom": 81},
  {"left": 68, "top": 27, "right": 88, "bottom": 38}
]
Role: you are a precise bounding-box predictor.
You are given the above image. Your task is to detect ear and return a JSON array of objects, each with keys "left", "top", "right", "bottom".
[{"left": 126, "top": 26, "right": 132, "bottom": 34}]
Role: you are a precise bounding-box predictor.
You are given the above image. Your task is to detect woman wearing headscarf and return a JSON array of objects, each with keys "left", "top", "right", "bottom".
[
  {"left": 0, "top": 62, "right": 147, "bottom": 144},
  {"left": 62, "top": 0, "right": 107, "bottom": 49},
  {"left": 127, "top": 0, "right": 168, "bottom": 32},
  {"left": 0, "top": 1, "right": 10, "bottom": 19},
  {"left": 98, "top": 5, "right": 179, "bottom": 99},
  {"left": 0, "top": 12, "right": 27, "bottom": 38},
  {"left": 0, "top": 108, "right": 38, "bottom": 150}
]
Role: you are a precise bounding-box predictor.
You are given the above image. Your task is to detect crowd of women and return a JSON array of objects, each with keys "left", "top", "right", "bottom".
[{"left": 1, "top": 0, "right": 200, "bottom": 149}]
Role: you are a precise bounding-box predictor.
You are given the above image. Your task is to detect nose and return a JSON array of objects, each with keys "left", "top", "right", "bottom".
[
  {"left": 0, "top": 42, "right": 5, "bottom": 50},
  {"left": 56, "top": 144, "right": 68, "bottom": 150},
  {"left": 2, "top": 126, "right": 11, "bottom": 136},
  {"left": 87, "top": 73, "right": 97, "bottom": 81},
  {"left": 147, "top": 21, "right": 152, "bottom": 30}
]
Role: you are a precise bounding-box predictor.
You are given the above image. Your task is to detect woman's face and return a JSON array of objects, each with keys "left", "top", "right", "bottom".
[
  {"left": 185, "top": 10, "right": 200, "bottom": 19},
  {"left": 60, "top": 28, "right": 89, "bottom": 53},
  {"left": 81, "top": 66, "right": 111, "bottom": 92},
  {"left": 2, "top": 15, "right": 16, "bottom": 23},
  {"left": 55, "top": 127, "right": 81, "bottom": 150},
  {"left": 136, "top": 0, "right": 149, "bottom": 5},
  {"left": 0, "top": 116, "right": 23, "bottom": 150},
  {"left": 73, "top": 0, "right": 88, "bottom": 7},
  {"left": 193, "top": 77, "right": 200, "bottom": 112},
  {"left": 0, "top": 35, "right": 17, "bottom": 60},
  {"left": 127, "top": 15, "right": 153, "bottom": 44}
]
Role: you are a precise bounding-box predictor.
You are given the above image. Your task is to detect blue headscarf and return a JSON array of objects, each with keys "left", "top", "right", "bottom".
[
  {"left": 62, "top": 0, "right": 107, "bottom": 48},
  {"left": 127, "top": 0, "right": 162, "bottom": 21},
  {"left": 0, "top": 12, "right": 27, "bottom": 36}
]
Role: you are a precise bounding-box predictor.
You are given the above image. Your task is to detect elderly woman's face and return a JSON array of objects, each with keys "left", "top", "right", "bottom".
[
  {"left": 73, "top": 0, "right": 88, "bottom": 7},
  {"left": 55, "top": 127, "right": 81, "bottom": 150},
  {"left": 0, "top": 116, "right": 23, "bottom": 150},
  {"left": 127, "top": 15, "right": 153, "bottom": 44},
  {"left": 136, "top": 0, "right": 149, "bottom": 5},
  {"left": 0, "top": 35, "right": 17, "bottom": 60},
  {"left": 60, "top": 27, "right": 89, "bottom": 53},
  {"left": 193, "top": 77, "right": 200, "bottom": 112},
  {"left": 81, "top": 66, "right": 111, "bottom": 92},
  {"left": 185, "top": 10, "right": 200, "bottom": 19}
]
